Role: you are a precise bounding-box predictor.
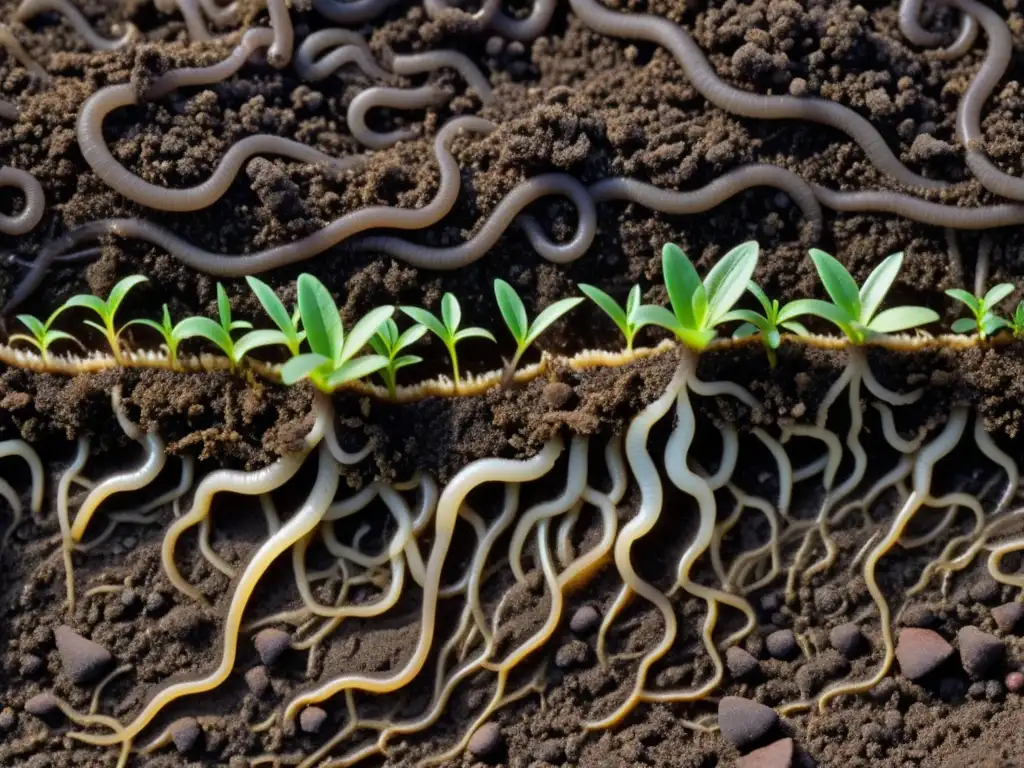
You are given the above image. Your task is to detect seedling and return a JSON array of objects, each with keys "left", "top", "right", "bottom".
[
  {"left": 721, "top": 282, "right": 809, "bottom": 366},
  {"left": 125, "top": 304, "right": 188, "bottom": 368},
  {"left": 632, "top": 241, "right": 759, "bottom": 350},
  {"left": 494, "top": 279, "right": 582, "bottom": 378},
  {"left": 65, "top": 275, "right": 148, "bottom": 362},
  {"left": 173, "top": 284, "right": 256, "bottom": 370},
  {"left": 1010, "top": 300, "right": 1024, "bottom": 338},
  {"left": 368, "top": 318, "right": 427, "bottom": 399},
  {"left": 9, "top": 307, "right": 80, "bottom": 362},
  {"left": 244, "top": 276, "right": 305, "bottom": 356},
  {"left": 785, "top": 250, "right": 938, "bottom": 343},
  {"left": 946, "top": 283, "right": 1014, "bottom": 340},
  {"left": 401, "top": 293, "right": 495, "bottom": 389},
  {"left": 281, "top": 273, "right": 393, "bottom": 392},
  {"left": 578, "top": 284, "right": 655, "bottom": 351}
]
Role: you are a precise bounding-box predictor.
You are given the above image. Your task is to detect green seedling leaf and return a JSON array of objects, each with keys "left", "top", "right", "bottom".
[
  {"left": 784, "top": 298, "right": 857, "bottom": 338},
  {"left": 340, "top": 306, "right": 394, "bottom": 363},
  {"left": 867, "top": 306, "right": 939, "bottom": 334},
  {"left": 704, "top": 241, "right": 759, "bottom": 326},
  {"left": 246, "top": 276, "right": 302, "bottom": 353},
  {"left": 494, "top": 280, "right": 528, "bottom": 344},
  {"left": 523, "top": 298, "right": 583, "bottom": 348},
  {"left": 401, "top": 306, "right": 449, "bottom": 341},
  {"left": 984, "top": 283, "right": 1016, "bottom": 309},
  {"left": 951, "top": 317, "right": 977, "bottom": 333},
  {"left": 297, "top": 274, "right": 343, "bottom": 361},
  {"left": 107, "top": 275, "right": 149, "bottom": 319},
  {"left": 441, "top": 293, "right": 461, "bottom": 334},
  {"left": 808, "top": 249, "right": 860, "bottom": 321},
  {"left": 579, "top": 284, "right": 628, "bottom": 334},
  {"left": 662, "top": 243, "right": 701, "bottom": 329},
  {"left": 234, "top": 329, "right": 294, "bottom": 360},
  {"left": 175, "top": 316, "right": 234, "bottom": 355},
  {"left": 859, "top": 252, "right": 903, "bottom": 323},
  {"left": 453, "top": 327, "right": 496, "bottom": 343},
  {"left": 65, "top": 294, "right": 109, "bottom": 320},
  {"left": 325, "top": 354, "right": 390, "bottom": 389},
  {"left": 281, "top": 353, "right": 331, "bottom": 385},
  {"left": 945, "top": 288, "right": 981, "bottom": 313}
]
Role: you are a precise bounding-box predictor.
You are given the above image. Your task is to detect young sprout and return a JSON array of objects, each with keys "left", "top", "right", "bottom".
[
  {"left": 400, "top": 293, "right": 495, "bottom": 389},
  {"left": 945, "top": 283, "right": 1014, "bottom": 341},
  {"left": 632, "top": 241, "right": 759, "bottom": 350},
  {"left": 173, "top": 284, "right": 255, "bottom": 370},
  {"left": 65, "top": 275, "right": 148, "bottom": 362},
  {"left": 368, "top": 318, "right": 427, "bottom": 399},
  {"left": 281, "top": 273, "right": 394, "bottom": 392},
  {"left": 494, "top": 279, "right": 583, "bottom": 378},
  {"left": 785, "top": 249, "right": 939, "bottom": 344},
  {"left": 124, "top": 304, "right": 188, "bottom": 368},
  {"left": 1010, "top": 300, "right": 1024, "bottom": 339},
  {"left": 721, "top": 282, "right": 809, "bottom": 367},
  {"left": 578, "top": 284, "right": 654, "bottom": 351},
  {"left": 9, "top": 307, "right": 80, "bottom": 363},
  {"left": 244, "top": 276, "right": 305, "bottom": 356}
]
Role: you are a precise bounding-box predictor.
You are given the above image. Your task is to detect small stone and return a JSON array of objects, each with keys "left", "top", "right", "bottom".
[
  {"left": 766, "top": 629, "right": 798, "bottom": 661},
  {"left": 896, "top": 628, "right": 954, "bottom": 680},
  {"left": 244, "top": 666, "right": 270, "bottom": 698},
  {"left": 958, "top": 626, "right": 1005, "bottom": 677},
  {"left": 789, "top": 77, "right": 808, "bottom": 96},
  {"left": 484, "top": 36, "right": 504, "bottom": 57},
  {"left": 120, "top": 588, "right": 139, "bottom": 608},
  {"left": 992, "top": 602, "right": 1024, "bottom": 633},
  {"left": 968, "top": 578, "right": 1000, "bottom": 604},
  {"left": 738, "top": 737, "right": 793, "bottom": 768},
  {"left": 726, "top": 646, "right": 759, "bottom": 679},
  {"left": 24, "top": 693, "right": 58, "bottom": 718},
  {"left": 569, "top": 605, "right": 600, "bottom": 635},
  {"left": 0, "top": 707, "right": 14, "bottom": 731},
  {"left": 986, "top": 678, "right": 1005, "bottom": 701},
  {"left": 170, "top": 717, "right": 201, "bottom": 754},
  {"left": 542, "top": 382, "right": 574, "bottom": 409},
  {"left": 253, "top": 628, "right": 291, "bottom": 666},
  {"left": 554, "top": 639, "right": 591, "bottom": 670},
  {"left": 1005, "top": 671, "right": 1024, "bottom": 692},
  {"left": 814, "top": 586, "right": 842, "bottom": 614},
  {"left": 468, "top": 721, "right": 503, "bottom": 761},
  {"left": 120, "top": 536, "right": 138, "bottom": 550},
  {"left": 760, "top": 593, "right": 781, "bottom": 613},
  {"left": 54, "top": 625, "right": 113, "bottom": 685},
  {"left": 145, "top": 592, "right": 168, "bottom": 616},
  {"left": 717, "top": 696, "right": 779, "bottom": 749},
  {"left": 20, "top": 654, "right": 43, "bottom": 677},
  {"left": 968, "top": 681, "right": 987, "bottom": 699},
  {"left": 299, "top": 706, "right": 328, "bottom": 734},
  {"left": 829, "top": 623, "right": 865, "bottom": 658},
  {"left": 900, "top": 605, "right": 938, "bottom": 628}
]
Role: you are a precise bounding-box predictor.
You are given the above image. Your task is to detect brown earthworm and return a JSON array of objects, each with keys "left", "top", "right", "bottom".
[
  {"left": 293, "top": 28, "right": 390, "bottom": 81},
  {"left": 353, "top": 172, "right": 596, "bottom": 267},
  {"left": 899, "top": 0, "right": 977, "bottom": 60},
  {"left": 588, "top": 165, "right": 823, "bottom": 240},
  {"left": 5, "top": 116, "right": 494, "bottom": 311},
  {"left": 812, "top": 183, "right": 1024, "bottom": 228},
  {"left": 346, "top": 85, "right": 450, "bottom": 150},
  {"left": 78, "top": 82, "right": 364, "bottom": 212},
  {"left": 393, "top": 51, "right": 494, "bottom": 104},
  {"left": 312, "top": 0, "right": 402, "bottom": 24},
  {"left": 943, "top": 0, "right": 1024, "bottom": 202},
  {"left": 145, "top": 27, "right": 274, "bottom": 99},
  {"left": 490, "top": 0, "right": 557, "bottom": 41},
  {"left": 265, "top": 0, "right": 294, "bottom": 68},
  {"left": 0, "top": 24, "right": 50, "bottom": 81},
  {"left": 567, "top": 0, "right": 949, "bottom": 191},
  {"left": 13, "top": 0, "right": 138, "bottom": 51},
  {"left": 0, "top": 167, "right": 45, "bottom": 236}
]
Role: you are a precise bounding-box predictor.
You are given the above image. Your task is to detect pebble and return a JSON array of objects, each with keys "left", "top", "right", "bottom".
[
  {"left": 958, "top": 626, "right": 1005, "bottom": 677},
  {"left": 245, "top": 666, "right": 270, "bottom": 698},
  {"left": 253, "top": 628, "right": 291, "bottom": 666},
  {"left": 54, "top": 625, "right": 113, "bottom": 685},
  {"left": 814, "top": 586, "right": 842, "bottom": 614},
  {"left": 992, "top": 602, "right": 1024, "bottom": 634},
  {"left": 718, "top": 696, "right": 779, "bottom": 749},
  {"left": 120, "top": 536, "right": 137, "bottom": 550},
  {"left": 726, "top": 646, "right": 759, "bottom": 679},
  {"left": 829, "top": 623, "right": 865, "bottom": 658},
  {"left": 738, "top": 737, "right": 793, "bottom": 768},
  {"left": 170, "top": 717, "right": 201, "bottom": 754},
  {"left": 468, "top": 722, "right": 503, "bottom": 761},
  {"left": 484, "top": 36, "right": 504, "bottom": 57},
  {"left": 20, "top": 654, "right": 43, "bottom": 677},
  {"left": 569, "top": 605, "right": 600, "bottom": 635},
  {"left": 145, "top": 592, "right": 168, "bottom": 616},
  {"left": 24, "top": 693, "right": 58, "bottom": 718},
  {"left": 968, "top": 578, "right": 1000, "bottom": 604},
  {"left": 1005, "top": 671, "right": 1024, "bottom": 692},
  {"left": 760, "top": 593, "right": 781, "bottom": 613},
  {"left": 900, "top": 605, "right": 939, "bottom": 628},
  {"left": 554, "top": 640, "right": 591, "bottom": 670},
  {"left": 299, "top": 706, "right": 328, "bottom": 734},
  {"left": 0, "top": 707, "right": 14, "bottom": 731},
  {"left": 766, "top": 629, "right": 798, "bottom": 661},
  {"left": 895, "top": 628, "right": 953, "bottom": 680},
  {"left": 120, "top": 588, "right": 139, "bottom": 608},
  {"left": 542, "top": 382, "right": 574, "bottom": 409}
]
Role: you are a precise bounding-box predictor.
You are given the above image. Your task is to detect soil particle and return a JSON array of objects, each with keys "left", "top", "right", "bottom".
[
  {"left": 718, "top": 696, "right": 779, "bottom": 750},
  {"left": 992, "top": 602, "right": 1024, "bottom": 634},
  {"left": 144, "top": 590, "right": 169, "bottom": 616},
  {"left": 829, "top": 622, "right": 865, "bottom": 658},
  {"left": 569, "top": 604, "right": 600, "bottom": 635},
  {"left": 737, "top": 737, "right": 794, "bottom": 768},
  {"left": 119, "top": 587, "right": 139, "bottom": 608},
  {"left": 298, "top": 706, "right": 328, "bottom": 734},
  {"left": 900, "top": 604, "right": 940, "bottom": 629},
  {"left": 765, "top": 628, "right": 797, "bottom": 661},
  {"left": 468, "top": 721, "right": 503, "bottom": 761},
  {"left": 896, "top": 628, "right": 954, "bottom": 680},
  {"left": 252, "top": 627, "right": 291, "bottom": 666},
  {"left": 244, "top": 665, "right": 270, "bottom": 698},
  {"left": 169, "top": 716, "right": 201, "bottom": 754},
  {"left": 727, "top": 646, "right": 760, "bottom": 679},
  {"left": 53, "top": 625, "right": 113, "bottom": 685},
  {"left": 554, "top": 639, "right": 592, "bottom": 670},
  {"left": 958, "top": 626, "right": 1005, "bottom": 678},
  {"left": 23, "top": 692, "right": 57, "bottom": 719},
  {"left": 0, "top": 708, "right": 14, "bottom": 732}
]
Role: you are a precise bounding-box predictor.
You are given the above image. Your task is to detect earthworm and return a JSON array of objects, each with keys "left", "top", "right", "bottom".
[
  {"left": 811, "top": 183, "right": 1024, "bottom": 228},
  {"left": 265, "top": 0, "right": 294, "bottom": 68},
  {"left": 0, "top": 167, "right": 45, "bottom": 236},
  {"left": 589, "top": 165, "right": 823, "bottom": 240},
  {"left": 293, "top": 29, "right": 390, "bottom": 82},
  {"left": 943, "top": 0, "right": 1024, "bottom": 201},
  {"left": 78, "top": 82, "right": 364, "bottom": 212},
  {"left": 197, "top": 0, "right": 238, "bottom": 26},
  {"left": 352, "top": 172, "right": 596, "bottom": 267},
  {"left": 155, "top": 0, "right": 211, "bottom": 41},
  {"left": 937, "top": 13, "right": 978, "bottom": 60},
  {"left": 898, "top": 0, "right": 977, "bottom": 60},
  {"left": 312, "top": 0, "right": 402, "bottom": 24},
  {"left": 490, "top": 0, "right": 557, "bottom": 41},
  {"left": 567, "top": 0, "right": 948, "bottom": 190},
  {"left": 0, "top": 100, "right": 17, "bottom": 121},
  {"left": 346, "top": 85, "right": 450, "bottom": 149},
  {"left": 393, "top": 50, "right": 494, "bottom": 104},
  {"left": 145, "top": 27, "right": 274, "bottom": 99},
  {"left": 0, "top": 24, "right": 50, "bottom": 80},
  {"left": 9, "top": 116, "right": 492, "bottom": 304},
  {"left": 6, "top": 247, "right": 102, "bottom": 268},
  {"left": 13, "top": 0, "right": 138, "bottom": 51}
]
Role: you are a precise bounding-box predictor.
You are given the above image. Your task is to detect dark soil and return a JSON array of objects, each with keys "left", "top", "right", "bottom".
[{"left": 4, "top": 0, "right": 1024, "bottom": 765}]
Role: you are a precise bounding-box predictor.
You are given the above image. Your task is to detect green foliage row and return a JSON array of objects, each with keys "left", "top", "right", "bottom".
[{"left": 8, "top": 241, "right": 1019, "bottom": 393}]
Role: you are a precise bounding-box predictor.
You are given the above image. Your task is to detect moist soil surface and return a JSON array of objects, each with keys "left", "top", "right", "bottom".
[{"left": 4, "top": 0, "right": 1024, "bottom": 765}]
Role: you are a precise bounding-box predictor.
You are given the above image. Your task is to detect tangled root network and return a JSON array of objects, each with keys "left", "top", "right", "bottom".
[{"left": 0, "top": 349, "right": 1021, "bottom": 766}]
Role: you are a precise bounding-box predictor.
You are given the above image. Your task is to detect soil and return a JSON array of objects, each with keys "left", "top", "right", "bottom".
[{"left": 4, "top": 0, "right": 1024, "bottom": 765}]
